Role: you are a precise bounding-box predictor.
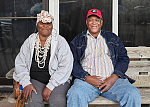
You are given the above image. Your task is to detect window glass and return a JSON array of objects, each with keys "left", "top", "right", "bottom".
[
  {"left": 119, "top": 0, "right": 150, "bottom": 46},
  {"left": 59, "top": 0, "right": 112, "bottom": 43},
  {"left": 0, "top": 0, "right": 43, "bottom": 77},
  {"left": 0, "top": 0, "right": 42, "bottom": 17}
]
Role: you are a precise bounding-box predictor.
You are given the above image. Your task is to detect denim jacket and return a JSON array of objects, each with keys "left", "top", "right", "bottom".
[{"left": 70, "top": 29, "right": 135, "bottom": 83}]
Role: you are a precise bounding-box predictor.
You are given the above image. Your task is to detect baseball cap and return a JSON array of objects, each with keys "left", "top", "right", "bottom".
[{"left": 86, "top": 9, "right": 102, "bottom": 19}]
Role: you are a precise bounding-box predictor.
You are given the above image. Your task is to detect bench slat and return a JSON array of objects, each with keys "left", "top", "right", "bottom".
[
  {"left": 90, "top": 97, "right": 118, "bottom": 105},
  {"left": 126, "top": 47, "right": 150, "bottom": 59},
  {"left": 126, "top": 61, "right": 150, "bottom": 87},
  {"left": 127, "top": 61, "right": 150, "bottom": 75}
]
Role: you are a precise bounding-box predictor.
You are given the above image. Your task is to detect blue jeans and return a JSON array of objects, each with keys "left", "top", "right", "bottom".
[{"left": 67, "top": 78, "right": 141, "bottom": 107}]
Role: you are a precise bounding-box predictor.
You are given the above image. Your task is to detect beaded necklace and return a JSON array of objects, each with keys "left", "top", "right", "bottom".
[{"left": 34, "top": 34, "right": 51, "bottom": 68}]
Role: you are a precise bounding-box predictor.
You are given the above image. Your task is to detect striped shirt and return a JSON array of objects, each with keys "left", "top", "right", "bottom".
[{"left": 81, "top": 30, "right": 114, "bottom": 80}]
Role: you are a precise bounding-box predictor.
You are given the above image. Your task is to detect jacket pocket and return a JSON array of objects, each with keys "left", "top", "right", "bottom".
[{"left": 49, "top": 58, "right": 58, "bottom": 75}]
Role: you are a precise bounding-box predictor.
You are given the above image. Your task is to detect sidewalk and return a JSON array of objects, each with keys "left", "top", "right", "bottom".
[{"left": 0, "top": 93, "right": 14, "bottom": 107}]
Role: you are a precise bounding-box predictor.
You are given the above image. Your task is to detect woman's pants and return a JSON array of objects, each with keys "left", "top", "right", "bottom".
[{"left": 25, "top": 79, "right": 70, "bottom": 107}]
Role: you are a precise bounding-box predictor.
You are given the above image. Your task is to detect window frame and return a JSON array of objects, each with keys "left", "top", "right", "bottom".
[{"left": 51, "top": 0, "right": 118, "bottom": 35}]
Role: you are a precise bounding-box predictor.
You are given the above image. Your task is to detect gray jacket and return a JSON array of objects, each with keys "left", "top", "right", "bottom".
[{"left": 13, "top": 32, "right": 73, "bottom": 90}]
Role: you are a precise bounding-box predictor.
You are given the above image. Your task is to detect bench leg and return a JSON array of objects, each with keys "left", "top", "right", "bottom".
[{"left": 141, "top": 104, "right": 150, "bottom": 107}]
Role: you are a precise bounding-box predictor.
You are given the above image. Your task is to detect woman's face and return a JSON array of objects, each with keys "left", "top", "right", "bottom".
[{"left": 37, "top": 21, "right": 53, "bottom": 37}]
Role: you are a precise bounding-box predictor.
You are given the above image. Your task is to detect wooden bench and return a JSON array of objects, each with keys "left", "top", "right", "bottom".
[{"left": 6, "top": 47, "right": 150, "bottom": 107}]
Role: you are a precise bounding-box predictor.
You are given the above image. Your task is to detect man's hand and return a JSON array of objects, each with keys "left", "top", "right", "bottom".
[
  {"left": 99, "top": 74, "right": 119, "bottom": 93},
  {"left": 23, "top": 84, "right": 37, "bottom": 104},
  {"left": 85, "top": 75, "right": 104, "bottom": 88},
  {"left": 42, "top": 87, "right": 52, "bottom": 102}
]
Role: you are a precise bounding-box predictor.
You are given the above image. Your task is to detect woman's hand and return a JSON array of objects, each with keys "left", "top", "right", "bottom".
[
  {"left": 42, "top": 87, "right": 52, "bottom": 102},
  {"left": 23, "top": 84, "right": 37, "bottom": 104}
]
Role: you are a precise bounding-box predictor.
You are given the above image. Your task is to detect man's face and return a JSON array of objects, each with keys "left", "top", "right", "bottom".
[
  {"left": 86, "top": 16, "right": 103, "bottom": 37},
  {"left": 37, "top": 21, "right": 53, "bottom": 37}
]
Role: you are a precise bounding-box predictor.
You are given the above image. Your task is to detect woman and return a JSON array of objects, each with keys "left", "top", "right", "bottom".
[{"left": 13, "top": 10, "right": 73, "bottom": 107}]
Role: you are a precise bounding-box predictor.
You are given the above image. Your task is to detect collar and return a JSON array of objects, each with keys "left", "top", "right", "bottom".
[
  {"left": 81, "top": 29, "right": 105, "bottom": 39},
  {"left": 87, "top": 30, "right": 102, "bottom": 39}
]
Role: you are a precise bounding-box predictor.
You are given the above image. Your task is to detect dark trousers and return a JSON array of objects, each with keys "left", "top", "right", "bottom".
[{"left": 25, "top": 79, "right": 70, "bottom": 107}]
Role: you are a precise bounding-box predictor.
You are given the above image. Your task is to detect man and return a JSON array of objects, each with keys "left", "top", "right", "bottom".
[
  {"left": 13, "top": 10, "right": 73, "bottom": 107},
  {"left": 67, "top": 9, "right": 141, "bottom": 107}
]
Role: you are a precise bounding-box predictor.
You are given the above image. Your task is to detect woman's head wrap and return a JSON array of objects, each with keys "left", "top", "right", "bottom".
[{"left": 36, "top": 10, "right": 54, "bottom": 24}]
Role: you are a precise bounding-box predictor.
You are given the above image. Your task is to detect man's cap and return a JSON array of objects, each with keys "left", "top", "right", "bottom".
[
  {"left": 86, "top": 9, "right": 102, "bottom": 19},
  {"left": 36, "top": 10, "right": 54, "bottom": 24}
]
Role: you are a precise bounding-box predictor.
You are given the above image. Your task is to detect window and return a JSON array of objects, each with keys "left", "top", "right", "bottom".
[
  {"left": 0, "top": 0, "right": 48, "bottom": 78},
  {"left": 119, "top": 0, "right": 150, "bottom": 46},
  {"left": 59, "top": 0, "right": 112, "bottom": 43}
]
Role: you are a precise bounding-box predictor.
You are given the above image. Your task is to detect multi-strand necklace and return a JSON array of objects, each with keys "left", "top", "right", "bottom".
[{"left": 34, "top": 34, "right": 51, "bottom": 68}]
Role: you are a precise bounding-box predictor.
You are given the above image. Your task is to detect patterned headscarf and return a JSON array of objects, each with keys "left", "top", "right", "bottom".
[{"left": 36, "top": 10, "right": 54, "bottom": 24}]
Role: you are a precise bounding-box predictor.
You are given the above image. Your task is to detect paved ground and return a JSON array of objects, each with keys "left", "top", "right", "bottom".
[
  {"left": 0, "top": 93, "right": 14, "bottom": 107},
  {"left": 0, "top": 99, "right": 15, "bottom": 107}
]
